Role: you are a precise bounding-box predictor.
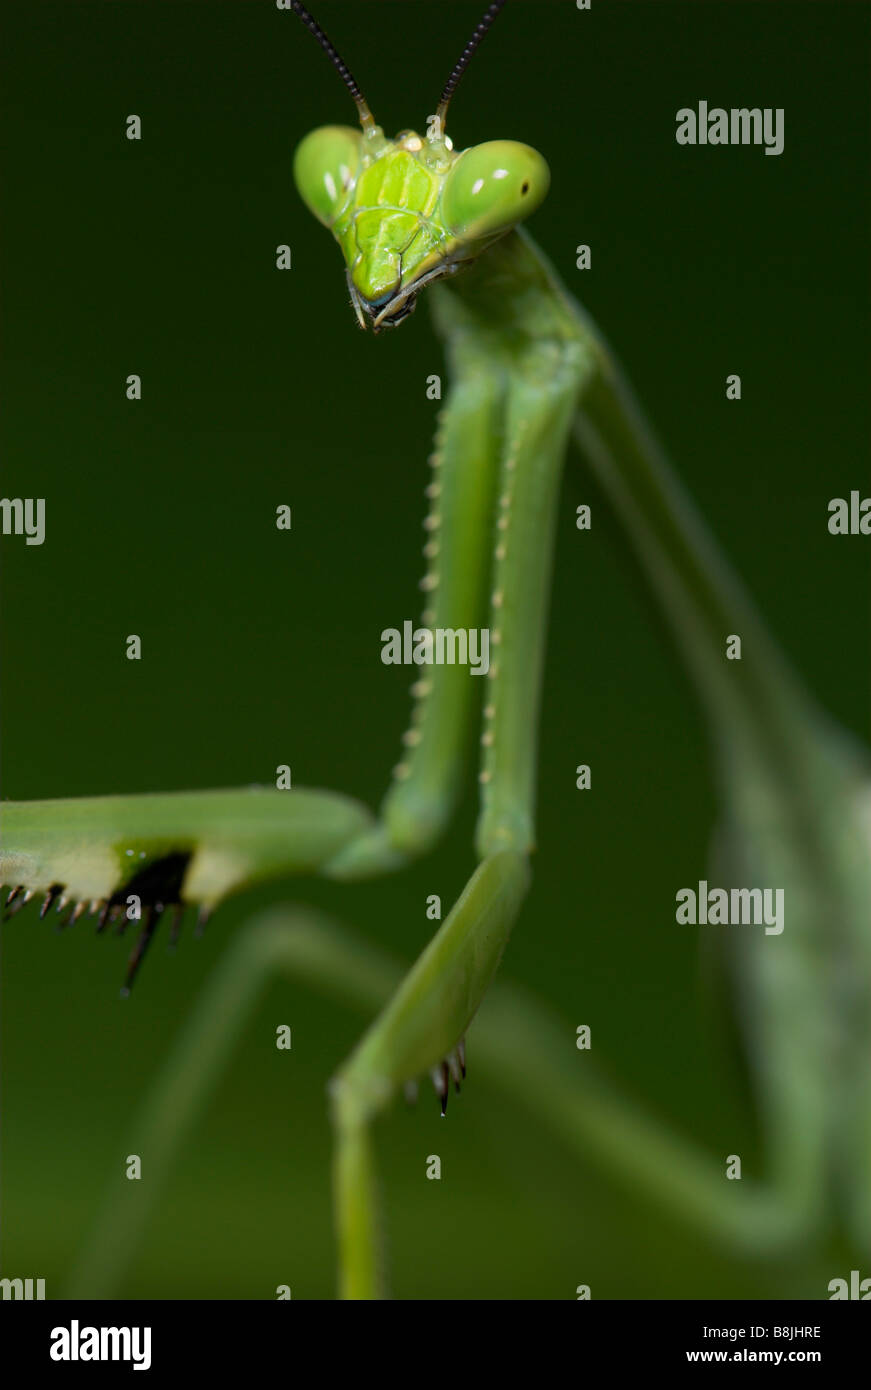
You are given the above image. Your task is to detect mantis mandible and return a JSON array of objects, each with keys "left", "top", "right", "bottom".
[{"left": 2, "top": 1, "right": 869, "bottom": 1300}]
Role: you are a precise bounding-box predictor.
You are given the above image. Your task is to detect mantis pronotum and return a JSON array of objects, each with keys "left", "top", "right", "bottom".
[{"left": 2, "top": 1, "right": 869, "bottom": 1300}]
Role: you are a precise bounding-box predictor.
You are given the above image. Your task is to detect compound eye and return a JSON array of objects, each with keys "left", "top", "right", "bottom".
[
  {"left": 441, "top": 140, "right": 550, "bottom": 240},
  {"left": 293, "top": 125, "right": 362, "bottom": 227}
]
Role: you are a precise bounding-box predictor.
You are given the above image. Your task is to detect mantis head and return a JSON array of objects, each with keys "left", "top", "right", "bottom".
[{"left": 290, "top": 1, "right": 549, "bottom": 330}]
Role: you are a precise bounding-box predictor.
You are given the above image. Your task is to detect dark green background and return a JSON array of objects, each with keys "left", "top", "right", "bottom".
[{"left": 1, "top": 0, "right": 868, "bottom": 1298}]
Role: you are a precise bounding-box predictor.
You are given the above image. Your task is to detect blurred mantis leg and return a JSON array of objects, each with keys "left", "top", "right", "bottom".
[{"left": 572, "top": 344, "right": 871, "bottom": 1249}]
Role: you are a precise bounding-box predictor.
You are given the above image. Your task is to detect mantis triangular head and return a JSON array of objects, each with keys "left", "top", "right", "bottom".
[{"left": 290, "top": 0, "right": 550, "bottom": 329}]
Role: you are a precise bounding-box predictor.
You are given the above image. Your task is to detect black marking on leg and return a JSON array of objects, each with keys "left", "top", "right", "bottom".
[
  {"left": 113, "top": 851, "right": 190, "bottom": 913},
  {"left": 6, "top": 851, "right": 193, "bottom": 988}
]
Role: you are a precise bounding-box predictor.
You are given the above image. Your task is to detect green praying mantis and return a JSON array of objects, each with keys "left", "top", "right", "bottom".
[{"left": 2, "top": 0, "right": 870, "bottom": 1299}]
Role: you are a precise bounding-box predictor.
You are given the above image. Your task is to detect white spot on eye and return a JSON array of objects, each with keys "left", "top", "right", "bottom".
[
  {"left": 324, "top": 172, "right": 337, "bottom": 201},
  {"left": 125, "top": 849, "right": 133, "bottom": 857},
  {"left": 472, "top": 178, "right": 485, "bottom": 195},
  {"left": 493, "top": 168, "right": 509, "bottom": 180},
  {"left": 403, "top": 135, "right": 423, "bottom": 152}
]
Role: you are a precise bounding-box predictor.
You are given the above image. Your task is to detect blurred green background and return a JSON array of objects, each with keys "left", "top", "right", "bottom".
[{"left": 1, "top": 0, "right": 868, "bottom": 1299}]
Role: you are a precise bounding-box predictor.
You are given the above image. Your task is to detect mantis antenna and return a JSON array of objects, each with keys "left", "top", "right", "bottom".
[
  {"left": 435, "top": 0, "right": 508, "bottom": 135},
  {"left": 290, "top": 0, "right": 376, "bottom": 133}
]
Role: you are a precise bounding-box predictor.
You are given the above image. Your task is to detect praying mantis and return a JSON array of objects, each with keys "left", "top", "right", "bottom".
[{"left": 2, "top": 0, "right": 869, "bottom": 1300}]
